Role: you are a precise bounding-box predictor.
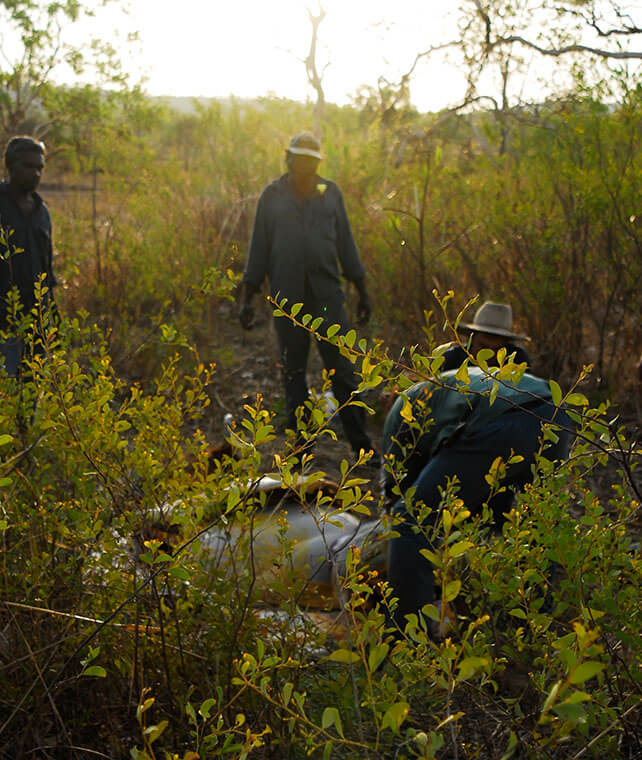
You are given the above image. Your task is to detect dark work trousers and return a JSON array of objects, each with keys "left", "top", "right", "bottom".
[
  {"left": 0, "top": 337, "right": 22, "bottom": 377},
  {"left": 387, "top": 401, "right": 572, "bottom": 628},
  {"left": 1, "top": 334, "right": 46, "bottom": 379},
  {"left": 273, "top": 296, "right": 372, "bottom": 454}
]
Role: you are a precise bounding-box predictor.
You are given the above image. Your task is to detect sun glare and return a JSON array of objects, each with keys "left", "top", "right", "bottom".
[{"left": 80, "top": 0, "right": 463, "bottom": 112}]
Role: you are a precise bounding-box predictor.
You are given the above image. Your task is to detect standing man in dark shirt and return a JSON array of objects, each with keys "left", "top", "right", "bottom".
[
  {"left": 0, "top": 136, "right": 57, "bottom": 377},
  {"left": 239, "top": 131, "right": 375, "bottom": 459},
  {"left": 440, "top": 301, "right": 531, "bottom": 372}
]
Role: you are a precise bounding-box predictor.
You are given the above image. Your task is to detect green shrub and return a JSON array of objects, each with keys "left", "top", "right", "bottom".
[{"left": 1, "top": 299, "right": 639, "bottom": 758}]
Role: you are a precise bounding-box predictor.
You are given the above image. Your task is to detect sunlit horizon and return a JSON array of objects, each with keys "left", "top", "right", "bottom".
[
  {"left": 57, "top": 0, "right": 641, "bottom": 114},
  {"left": 71, "top": 0, "right": 467, "bottom": 112}
]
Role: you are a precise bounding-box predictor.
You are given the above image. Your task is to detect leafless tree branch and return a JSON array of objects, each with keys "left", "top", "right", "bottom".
[
  {"left": 561, "top": 3, "right": 641, "bottom": 39},
  {"left": 490, "top": 33, "right": 642, "bottom": 60},
  {"left": 305, "top": 3, "right": 326, "bottom": 134}
]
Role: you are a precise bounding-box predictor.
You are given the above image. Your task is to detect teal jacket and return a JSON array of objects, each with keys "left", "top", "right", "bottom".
[{"left": 382, "top": 367, "right": 555, "bottom": 496}]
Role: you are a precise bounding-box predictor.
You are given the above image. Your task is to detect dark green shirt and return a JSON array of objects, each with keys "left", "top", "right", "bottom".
[
  {"left": 382, "top": 367, "right": 554, "bottom": 496},
  {"left": 243, "top": 174, "right": 365, "bottom": 308}
]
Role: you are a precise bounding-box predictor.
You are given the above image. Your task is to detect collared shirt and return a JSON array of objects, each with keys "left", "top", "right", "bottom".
[
  {"left": 243, "top": 174, "right": 365, "bottom": 307},
  {"left": 382, "top": 367, "right": 554, "bottom": 497},
  {"left": 440, "top": 342, "right": 531, "bottom": 371},
  {"left": 0, "top": 182, "right": 57, "bottom": 330}
]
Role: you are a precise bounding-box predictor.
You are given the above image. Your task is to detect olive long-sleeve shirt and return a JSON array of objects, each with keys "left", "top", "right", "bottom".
[
  {"left": 242, "top": 174, "right": 365, "bottom": 308},
  {"left": 0, "top": 182, "right": 57, "bottom": 331}
]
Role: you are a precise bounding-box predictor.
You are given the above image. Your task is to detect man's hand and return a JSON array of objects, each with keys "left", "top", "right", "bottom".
[
  {"left": 238, "top": 283, "right": 258, "bottom": 330},
  {"left": 354, "top": 278, "right": 371, "bottom": 325},
  {"left": 356, "top": 295, "right": 371, "bottom": 325},
  {"left": 239, "top": 300, "right": 255, "bottom": 330}
]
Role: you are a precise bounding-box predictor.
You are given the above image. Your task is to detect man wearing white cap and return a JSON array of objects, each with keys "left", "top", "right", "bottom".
[
  {"left": 239, "top": 131, "right": 375, "bottom": 459},
  {"left": 440, "top": 301, "right": 531, "bottom": 371}
]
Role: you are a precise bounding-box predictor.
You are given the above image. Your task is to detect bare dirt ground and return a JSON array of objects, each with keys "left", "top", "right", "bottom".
[{"left": 202, "top": 297, "right": 388, "bottom": 492}]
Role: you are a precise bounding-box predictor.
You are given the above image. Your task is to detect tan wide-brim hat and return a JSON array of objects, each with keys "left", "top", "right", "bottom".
[{"left": 460, "top": 301, "right": 530, "bottom": 341}]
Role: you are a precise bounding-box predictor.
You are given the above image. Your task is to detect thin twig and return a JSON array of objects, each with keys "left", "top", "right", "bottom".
[
  {"left": 25, "top": 746, "right": 112, "bottom": 759},
  {"left": 8, "top": 610, "right": 79, "bottom": 760},
  {"left": 151, "top": 574, "right": 175, "bottom": 712},
  {"left": 571, "top": 702, "right": 640, "bottom": 759}
]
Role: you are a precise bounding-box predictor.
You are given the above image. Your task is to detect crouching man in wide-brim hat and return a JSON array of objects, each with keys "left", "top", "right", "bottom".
[{"left": 439, "top": 301, "right": 531, "bottom": 372}]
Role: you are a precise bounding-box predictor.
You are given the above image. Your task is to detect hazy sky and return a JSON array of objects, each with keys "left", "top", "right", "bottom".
[
  {"left": 81, "top": 0, "right": 467, "bottom": 112},
  {"left": 67, "top": 0, "right": 641, "bottom": 112}
]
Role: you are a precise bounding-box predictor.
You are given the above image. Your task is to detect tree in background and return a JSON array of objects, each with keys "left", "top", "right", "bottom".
[
  {"left": 305, "top": 3, "right": 328, "bottom": 135},
  {"left": 0, "top": 0, "right": 130, "bottom": 142}
]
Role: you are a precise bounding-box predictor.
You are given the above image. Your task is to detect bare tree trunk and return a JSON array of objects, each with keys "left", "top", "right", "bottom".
[{"left": 305, "top": 5, "right": 327, "bottom": 135}]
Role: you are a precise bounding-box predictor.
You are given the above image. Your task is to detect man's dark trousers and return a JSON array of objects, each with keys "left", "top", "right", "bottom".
[
  {"left": 387, "top": 401, "right": 572, "bottom": 627},
  {"left": 0, "top": 337, "right": 21, "bottom": 377},
  {"left": 273, "top": 294, "right": 371, "bottom": 454}
]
